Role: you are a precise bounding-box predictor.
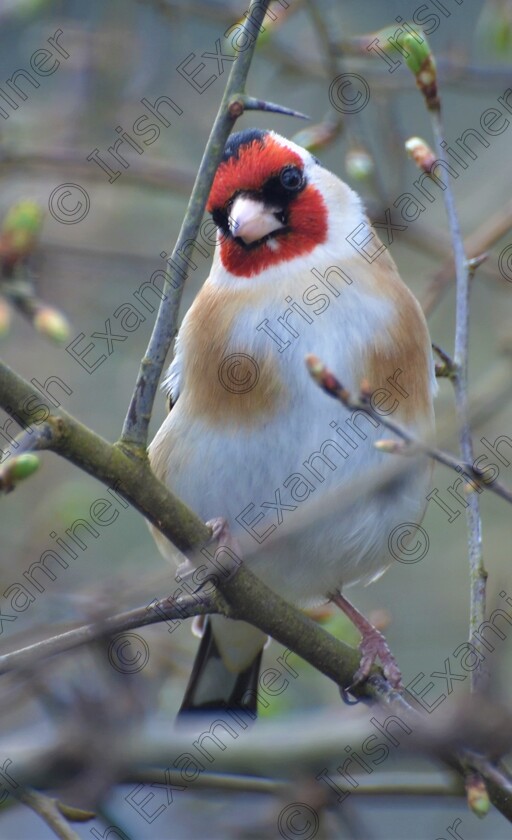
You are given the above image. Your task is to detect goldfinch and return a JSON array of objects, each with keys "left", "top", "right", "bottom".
[{"left": 148, "top": 129, "right": 436, "bottom": 713}]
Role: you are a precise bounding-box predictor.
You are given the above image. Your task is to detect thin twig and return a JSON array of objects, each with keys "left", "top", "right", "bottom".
[
  {"left": 127, "top": 767, "right": 464, "bottom": 797},
  {"left": 16, "top": 789, "right": 81, "bottom": 840},
  {"left": 10, "top": 423, "right": 56, "bottom": 455},
  {"left": 129, "top": 768, "right": 290, "bottom": 795},
  {"left": 0, "top": 360, "right": 212, "bottom": 551},
  {"left": 274, "top": 43, "right": 512, "bottom": 90},
  {"left": 0, "top": 593, "right": 213, "bottom": 677},
  {"left": 305, "top": 355, "right": 512, "bottom": 507},
  {"left": 0, "top": 269, "right": 70, "bottom": 344},
  {"left": 468, "top": 757, "right": 512, "bottom": 799},
  {"left": 430, "top": 106, "right": 487, "bottom": 693},
  {"left": 7, "top": 701, "right": 512, "bottom": 819},
  {"left": 120, "top": 0, "right": 273, "bottom": 451}
]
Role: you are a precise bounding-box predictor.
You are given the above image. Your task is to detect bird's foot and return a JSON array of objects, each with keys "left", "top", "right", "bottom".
[
  {"left": 206, "top": 517, "right": 233, "bottom": 545},
  {"left": 203, "top": 517, "right": 243, "bottom": 580},
  {"left": 176, "top": 518, "right": 243, "bottom": 588},
  {"left": 330, "top": 591, "right": 403, "bottom": 690},
  {"left": 353, "top": 625, "right": 403, "bottom": 689}
]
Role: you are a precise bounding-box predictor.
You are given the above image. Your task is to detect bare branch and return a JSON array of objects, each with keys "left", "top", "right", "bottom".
[
  {"left": 10, "top": 423, "right": 56, "bottom": 455},
  {"left": 0, "top": 593, "right": 213, "bottom": 677},
  {"left": 429, "top": 101, "right": 487, "bottom": 693},
  {"left": 305, "top": 355, "right": 512, "bottom": 507},
  {"left": 0, "top": 360, "right": 211, "bottom": 552},
  {"left": 120, "top": 0, "right": 276, "bottom": 451},
  {"left": 15, "top": 788, "right": 83, "bottom": 840}
]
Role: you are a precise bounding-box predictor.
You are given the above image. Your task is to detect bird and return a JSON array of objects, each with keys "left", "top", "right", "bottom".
[{"left": 148, "top": 127, "right": 436, "bottom": 715}]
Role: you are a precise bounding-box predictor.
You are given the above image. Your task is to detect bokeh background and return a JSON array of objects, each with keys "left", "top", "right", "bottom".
[{"left": 1, "top": 0, "right": 512, "bottom": 837}]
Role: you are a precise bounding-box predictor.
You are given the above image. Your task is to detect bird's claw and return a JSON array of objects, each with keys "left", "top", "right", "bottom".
[
  {"left": 351, "top": 626, "right": 403, "bottom": 690},
  {"left": 204, "top": 517, "right": 243, "bottom": 580}
]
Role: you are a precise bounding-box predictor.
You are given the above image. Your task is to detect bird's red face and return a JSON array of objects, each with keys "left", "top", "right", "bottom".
[{"left": 207, "top": 130, "right": 328, "bottom": 278}]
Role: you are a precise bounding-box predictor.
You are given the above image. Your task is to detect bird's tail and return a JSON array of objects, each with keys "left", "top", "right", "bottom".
[{"left": 179, "top": 615, "right": 266, "bottom": 716}]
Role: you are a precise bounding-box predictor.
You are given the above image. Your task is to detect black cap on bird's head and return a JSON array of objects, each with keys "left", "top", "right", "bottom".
[{"left": 221, "top": 128, "right": 268, "bottom": 163}]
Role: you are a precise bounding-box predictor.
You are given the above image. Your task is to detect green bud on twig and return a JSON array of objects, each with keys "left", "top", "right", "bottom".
[
  {"left": 370, "top": 24, "right": 438, "bottom": 109},
  {"left": 398, "top": 30, "right": 431, "bottom": 75},
  {"left": 402, "top": 29, "right": 438, "bottom": 109},
  {"left": 10, "top": 453, "right": 40, "bottom": 481},
  {"left": 466, "top": 773, "right": 490, "bottom": 818},
  {"left": 0, "top": 453, "right": 40, "bottom": 493}
]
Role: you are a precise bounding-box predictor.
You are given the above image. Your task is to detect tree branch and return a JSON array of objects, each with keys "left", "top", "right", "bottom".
[
  {"left": 429, "top": 102, "right": 487, "bottom": 694},
  {"left": 120, "top": 0, "right": 274, "bottom": 451},
  {"left": 15, "top": 788, "right": 82, "bottom": 840},
  {"left": 0, "top": 593, "right": 213, "bottom": 676},
  {"left": 0, "top": 363, "right": 371, "bottom": 695},
  {"left": 1, "top": 8, "right": 511, "bottom": 828},
  {"left": 0, "top": 360, "right": 211, "bottom": 553},
  {"left": 6, "top": 705, "right": 512, "bottom": 821},
  {"left": 305, "top": 355, "right": 512, "bottom": 507}
]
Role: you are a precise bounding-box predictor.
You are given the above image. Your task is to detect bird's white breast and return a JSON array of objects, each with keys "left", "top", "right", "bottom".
[{"left": 149, "top": 258, "right": 434, "bottom": 606}]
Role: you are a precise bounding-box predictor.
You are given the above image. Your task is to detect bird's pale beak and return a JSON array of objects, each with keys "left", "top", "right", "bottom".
[{"left": 228, "top": 195, "right": 284, "bottom": 244}]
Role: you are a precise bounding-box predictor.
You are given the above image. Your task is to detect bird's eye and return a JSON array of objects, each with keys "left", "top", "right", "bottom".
[{"left": 279, "top": 165, "right": 304, "bottom": 191}]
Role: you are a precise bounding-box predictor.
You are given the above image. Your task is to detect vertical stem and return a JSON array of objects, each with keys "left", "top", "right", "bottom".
[
  {"left": 430, "top": 109, "right": 486, "bottom": 692},
  {"left": 120, "top": 0, "right": 272, "bottom": 451}
]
